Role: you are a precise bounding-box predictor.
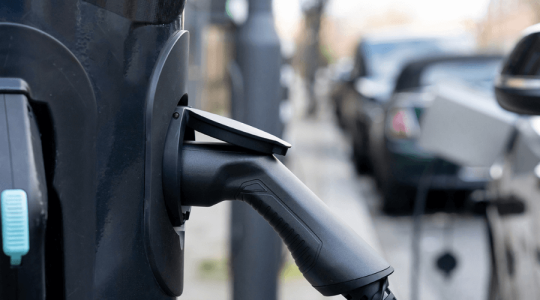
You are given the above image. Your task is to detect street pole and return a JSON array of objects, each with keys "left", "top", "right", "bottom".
[
  {"left": 230, "top": 0, "right": 284, "bottom": 299},
  {"left": 185, "top": 0, "right": 211, "bottom": 109},
  {"left": 300, "top": 0, "right": 327, "bottom": 116}
]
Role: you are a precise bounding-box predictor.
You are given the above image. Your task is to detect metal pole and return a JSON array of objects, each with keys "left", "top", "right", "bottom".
[
  {"left": 230, "top": 0, "right": 283, "bottom": 299},
  {"left": 300, "top": 0, "right": 326, "bottom": 116},
  {"left": 185, "top": 0, "right": 211, "bottom": 109}
]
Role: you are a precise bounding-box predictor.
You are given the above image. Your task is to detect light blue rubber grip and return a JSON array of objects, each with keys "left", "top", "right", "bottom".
[{"left": 1, "top": 189, "right": 30, "bottom": 266}]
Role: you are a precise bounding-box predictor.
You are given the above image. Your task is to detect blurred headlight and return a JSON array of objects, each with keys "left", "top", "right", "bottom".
[
  {"left": 280, "top": 64, "right": 295, "bottom": 87},
  {"left": 534, "top": 163, "right": 540, "bottom": 180},
  {"left": 385, "top": 107, "right": 420, "bottom": 139},
  {"left": 354, "top": 78, "right": 389, "bottom": 99},
  {"left": 458, "top": 166, "right": 490, "bottom": 182},
  {"left": 489, "top": 163, "right": 504, "bottom": 180},
  {"left": 530, "top": 116, "right": 540, "bottom": 136}
]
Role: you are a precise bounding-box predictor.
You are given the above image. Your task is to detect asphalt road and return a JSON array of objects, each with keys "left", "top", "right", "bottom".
[{"left": 360, "top": 175, "right": 490, "bottom": 300}]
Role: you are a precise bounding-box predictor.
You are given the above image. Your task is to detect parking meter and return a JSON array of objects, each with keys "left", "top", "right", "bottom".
[{"left": 0, "top": 0, "right": 396, "bottom": 299}]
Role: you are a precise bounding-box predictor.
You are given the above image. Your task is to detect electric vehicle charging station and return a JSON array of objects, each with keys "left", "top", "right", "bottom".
[{"left": 0, "top": 0, "right": 396, "bottom": 299}]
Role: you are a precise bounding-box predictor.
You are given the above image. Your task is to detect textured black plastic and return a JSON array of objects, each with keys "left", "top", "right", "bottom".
[
  {"left": 185, "top": 108, "right": 291, "bottom": 155},
  {"left": 163, "top": 105, "right": 289, "bottom": 227},
  {"left": 495, "top": 87, "right": 540, "bottom": 115},
  {"left": 162, "top": 106, "right": 188, "bottom": 227},
  {"left": 163, "top": 106, "right": 193, "bottom": 227},
  {"left": 1, "top": 1, "right": 186, "bottom": 298},
  {"left": 0, "top": 78, "right": 31, "bottom": 96},
  {"left": 0, "top": 23, "right": 97, "bottom": 299},
  {"left": 0, "top": 93, "right": 48, "bottom": 300},
  {"left": 342, "top": 278, "right": 395, "bottom": 300},
  {"left": 144, "top": 30, "right": 190, "bottom": 296},
  {"left": 180, "top": 142, "right": 393, "bottom": 296},
  {"left": 84, "top": 0, "right": 186, "bottom": 23},
  {"left": 496, "top": 30, "right": 540, "bottom": 114}
]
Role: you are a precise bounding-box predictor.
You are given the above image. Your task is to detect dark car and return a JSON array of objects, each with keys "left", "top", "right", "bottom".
[
  {"left": 373, "top": 55, "right": 503, "bottom": 212},
  {"left": 333, "top": 32, "right": 474, "bottom": 172},
  {"left": 329, "top": 58, "right": 354, "bottom": 129}
]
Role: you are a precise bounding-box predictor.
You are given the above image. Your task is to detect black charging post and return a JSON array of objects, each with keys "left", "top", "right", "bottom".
[{"left": 0, "top": 1, "right": 397, "bottom": 299}]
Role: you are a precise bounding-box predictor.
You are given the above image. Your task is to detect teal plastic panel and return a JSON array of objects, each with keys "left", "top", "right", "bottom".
[{"left": 1, "top": 189, "right": 29, "bottom": 265}]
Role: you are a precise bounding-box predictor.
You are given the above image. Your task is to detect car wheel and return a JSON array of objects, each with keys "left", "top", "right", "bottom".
[
  {"left": 382, "top": 181, "right": 414, "bottom": 214},
  {"left": 352, "top": 140, "right": 371, "bottom": 174},
  {"left": 487, "top": 265, "right": 501, "bottom": 300},
  {"left": 486, "top": 213, "right": 501, "bottom": 300},
  {"left": 333, "top": 98, "right": 346, "bottom": 129},
  {"left": 371, "top": 159, "right": 385, "bottom": 189}
]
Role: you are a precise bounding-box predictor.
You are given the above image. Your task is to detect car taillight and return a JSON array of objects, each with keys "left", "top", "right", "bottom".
[{"left": 386, "top": 108, "right": 420, "bottom": 139}]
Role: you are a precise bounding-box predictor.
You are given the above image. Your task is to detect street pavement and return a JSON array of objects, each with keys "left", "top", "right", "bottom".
[
  {"left": 361, "top": 177, "right": 490, "bottom": 300},
  {"left": 179, "top": 77, "right": 490, "bottom": 300}
]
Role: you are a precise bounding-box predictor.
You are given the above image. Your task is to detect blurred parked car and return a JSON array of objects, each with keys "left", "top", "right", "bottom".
[
  {"left": 329, "top": 58, "right": 353, "bottom": 129},
  {"left": 332, "top": 31, "right": 474, "bottom": 172},
  {"left": 484, "top": 24, "right": 540, "bottom": 300},
  {"left": 374, "top": 55, "right": 503, "bottom": 212},
  {"left": 483, "top": 116, "right": 540, "bottom": 300}
]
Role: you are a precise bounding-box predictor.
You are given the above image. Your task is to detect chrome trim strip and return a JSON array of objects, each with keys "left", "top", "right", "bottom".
[{"left": 496, "top": 75, "right": 540, "bottom": 89}]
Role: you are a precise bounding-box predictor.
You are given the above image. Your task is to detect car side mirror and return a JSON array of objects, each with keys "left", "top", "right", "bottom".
[{"left": 495, "top": 24, "right": 540, "bottom": 115}]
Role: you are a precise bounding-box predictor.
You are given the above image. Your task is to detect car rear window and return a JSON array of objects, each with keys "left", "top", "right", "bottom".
[{"left": 420, "top": 59, "right": 502, "bottom": 91}]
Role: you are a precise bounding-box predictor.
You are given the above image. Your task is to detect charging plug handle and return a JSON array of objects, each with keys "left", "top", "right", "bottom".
[
  {"left": 163, "top": 106, "right": 291, "bottom": 226},
  {"left": 180, "top": 142, "right": 394, "bottom": 297},
  {"left": 163, "top": 106, "right": 395, "bottom": 298}
]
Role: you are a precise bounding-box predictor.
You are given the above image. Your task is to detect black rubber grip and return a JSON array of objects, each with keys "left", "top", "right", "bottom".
[
  {"left": 238, "top": 180, "right": 321, "bottom": 273},
  {"left": 180, "top": 142, "right": 393, "bottom": 296}
]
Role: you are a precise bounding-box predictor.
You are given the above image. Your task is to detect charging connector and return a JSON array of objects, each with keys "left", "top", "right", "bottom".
[{"left": 162, "top": 107, "right": 396, "bottom": 299}]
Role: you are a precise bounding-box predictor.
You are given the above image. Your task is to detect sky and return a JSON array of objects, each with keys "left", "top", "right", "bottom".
[
  {"left": 274, "top": 0, "right": 492, "bottom": 39},
  {"left": 325, "top": 0, "right": 491, "bottom": 23}
]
